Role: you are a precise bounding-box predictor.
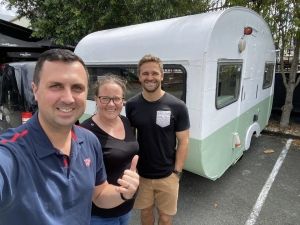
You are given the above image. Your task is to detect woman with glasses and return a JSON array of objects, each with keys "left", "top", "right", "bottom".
[{"left": 81, "top": 74, "right": 139, "bottom": 225}]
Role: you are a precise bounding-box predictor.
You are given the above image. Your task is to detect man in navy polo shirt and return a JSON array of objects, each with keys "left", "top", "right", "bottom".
[{"left": 0, "top": 49, "right": 139, "bottom": 225}]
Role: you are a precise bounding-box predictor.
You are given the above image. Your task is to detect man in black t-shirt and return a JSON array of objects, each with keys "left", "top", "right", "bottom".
[{"left": 126, "top": 54, "right": 190, "bottom": 225}]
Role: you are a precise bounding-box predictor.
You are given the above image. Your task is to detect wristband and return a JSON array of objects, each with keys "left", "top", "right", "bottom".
[
  {"left": 120, "top": 192, "right": 131, "bottom": 201},
  {"left": 120, "top": 189, "right": 138, "bottom": 201},
  {"left": 173, "top": 169, "right": 183, "bottom": 179}
]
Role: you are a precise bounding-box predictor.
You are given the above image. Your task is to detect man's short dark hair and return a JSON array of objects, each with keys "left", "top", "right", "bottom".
[
  {"left": 33, "top": 49, "right": 88, "bottom": 85},
  {"left": 138, "top": 54, "right": 164, "bottom": 76}
]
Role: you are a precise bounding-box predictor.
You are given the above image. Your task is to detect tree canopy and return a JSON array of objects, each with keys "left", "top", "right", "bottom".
[{"left": 3, "top": 0, "right": 210, "bottom": 45}]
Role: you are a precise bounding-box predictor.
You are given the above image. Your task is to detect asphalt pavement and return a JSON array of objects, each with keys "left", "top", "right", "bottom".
[{"left": 129, "top": 134, "right": 300, "bottom": 225}]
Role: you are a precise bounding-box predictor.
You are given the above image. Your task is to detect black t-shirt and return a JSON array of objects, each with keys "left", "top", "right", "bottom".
[
  {"left": 80, "top": 115, "right": 139, "bottom": 218},
  {"left": 126, "top": 92, "right": 190, "bottom": 179}
]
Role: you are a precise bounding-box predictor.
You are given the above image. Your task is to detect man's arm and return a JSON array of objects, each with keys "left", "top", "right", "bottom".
[
  {"left": 174, "top": 130, "right": 190, "bottom": 172},
  {"left": 0, "top": 149, "right": 16, "bottom": 204},
  {"left": 92, "top": 155, "right": 139, "bottom": 208}
]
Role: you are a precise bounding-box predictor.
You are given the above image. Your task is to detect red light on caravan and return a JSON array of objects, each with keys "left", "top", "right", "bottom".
[
  {"left": 21, "top": 112, "right": 32, "bottom": 124},
  {"left": 244, "top": 27, "right": 253, "bottom": 35}
]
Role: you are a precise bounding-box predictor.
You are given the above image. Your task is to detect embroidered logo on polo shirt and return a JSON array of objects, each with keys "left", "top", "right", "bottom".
[{"left": 84, "top": 158, "right": 91, "bottom": 167}]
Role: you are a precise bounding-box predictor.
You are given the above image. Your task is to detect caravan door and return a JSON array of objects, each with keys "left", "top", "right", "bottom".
[{"left": 216, "top": 60, "right": 243, "bottom": 162}]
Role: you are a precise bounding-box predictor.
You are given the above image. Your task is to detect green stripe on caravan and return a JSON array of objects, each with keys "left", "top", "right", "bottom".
[{"left": 75, "top": 6, "right": 276, "bottom": 180}]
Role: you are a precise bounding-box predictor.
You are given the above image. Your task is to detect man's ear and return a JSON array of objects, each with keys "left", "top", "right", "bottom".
[{"left": 32, "top": 82, "right": 38, "bottom": 101}]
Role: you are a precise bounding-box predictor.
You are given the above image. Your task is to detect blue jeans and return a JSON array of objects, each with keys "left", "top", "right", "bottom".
[{"left": 90, "top": 212, "right": 131, "bottom": 225}]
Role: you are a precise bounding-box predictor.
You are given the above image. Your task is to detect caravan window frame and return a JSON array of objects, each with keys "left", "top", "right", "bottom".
[
  {"left": 85, "top": 64, "right": 187, "bottom": 102},
  {"left": 263, "top": 62, "right": 275, "bottom": 89},
  {"left": 215, "top": 60, "right": 242, "bottom": 109}
]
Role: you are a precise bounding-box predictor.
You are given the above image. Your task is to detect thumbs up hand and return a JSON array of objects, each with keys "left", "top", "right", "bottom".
[{"left": 116, "top": 155, "right": 139, "bottom": 200}]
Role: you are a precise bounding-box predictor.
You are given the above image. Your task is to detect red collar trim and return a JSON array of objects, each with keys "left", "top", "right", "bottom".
[{"left": 71, "top": 129, "right": 77, "bottom": 141}]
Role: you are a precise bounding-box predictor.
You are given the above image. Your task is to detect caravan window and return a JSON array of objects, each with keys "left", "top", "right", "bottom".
[
  {"left": 86, "top": 65, "right": 187, "bottom": 102},
  {"left": 86, "top": 66, "right": 139, "bottom": 100},
  {"left": 263, "top": 63, "right": 274, "bottom": 89},
  {"left": 162, "top": 67, "right": 186, "bottom": 100},
  {"left": 216, "top": 62, "right": 242, "bottom": 109}
]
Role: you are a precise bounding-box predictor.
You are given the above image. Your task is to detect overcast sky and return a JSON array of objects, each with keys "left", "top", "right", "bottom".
[{"left": 0, "top": 1, "right": 16, "bottom": 20}]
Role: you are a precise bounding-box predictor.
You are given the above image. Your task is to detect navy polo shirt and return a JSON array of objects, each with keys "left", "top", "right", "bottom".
[{"left": 0, "top": 112, "right": 107, "bottom": 225}]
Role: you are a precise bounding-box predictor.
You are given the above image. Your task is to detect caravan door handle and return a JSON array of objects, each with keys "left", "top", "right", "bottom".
[
  {"left": 241, "top": 86, "right": 244, "bottom": 101},
  {"left": 256, "top": 84, "right": 258, "bottom": 99},
  {"left": 241, "top": 87, "right": 245, "bottom": 100}
]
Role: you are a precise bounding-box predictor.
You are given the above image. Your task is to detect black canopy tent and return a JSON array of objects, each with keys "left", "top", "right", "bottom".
[
  {"left": 0, "top": 18, "right": 74, "bottom": 62},
  {"left": 0, "top": 32, "right": 44, "bottom": 60}
]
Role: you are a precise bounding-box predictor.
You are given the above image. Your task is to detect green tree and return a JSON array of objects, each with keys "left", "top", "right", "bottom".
[
  {"left": 221, "top": 0, "right": 300, "bottom": 127},
  {"left": 3, "top": 0, "right": 209, "bottom": 45}
]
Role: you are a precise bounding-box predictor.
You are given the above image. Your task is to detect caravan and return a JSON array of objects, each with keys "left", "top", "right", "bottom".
[{"left": 75, "top": 7, "right": 276, "bottom": 180}]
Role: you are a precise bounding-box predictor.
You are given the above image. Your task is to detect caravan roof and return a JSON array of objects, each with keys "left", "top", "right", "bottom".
[{"left": 75, "top": 6, "right": 275, "bottom": 65}]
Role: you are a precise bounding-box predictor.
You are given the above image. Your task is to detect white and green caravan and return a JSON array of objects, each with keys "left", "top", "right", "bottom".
[{"left": 75, "top": 7, "right": 276, "bottom": 180}]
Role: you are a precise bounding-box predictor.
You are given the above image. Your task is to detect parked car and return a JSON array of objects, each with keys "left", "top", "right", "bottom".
[{"left": 0, "top": 61, "right": 37, "bottom": 133}]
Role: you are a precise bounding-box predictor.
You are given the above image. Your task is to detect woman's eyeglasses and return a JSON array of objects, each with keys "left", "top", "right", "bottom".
[{"left": 98, "top": 96, "right": 124, "bottom": 104}]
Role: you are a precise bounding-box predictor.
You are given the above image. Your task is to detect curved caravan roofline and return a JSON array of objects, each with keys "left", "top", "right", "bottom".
[
  {"left": 75, "top": 8, "right": 231, "bottom": 64},
  {"left": 75, "top": 6, "right": 274, "bottom": 64}
]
